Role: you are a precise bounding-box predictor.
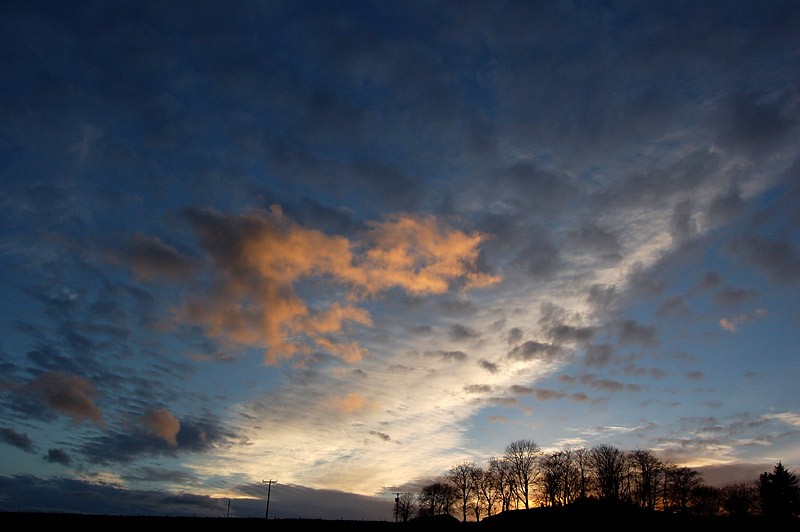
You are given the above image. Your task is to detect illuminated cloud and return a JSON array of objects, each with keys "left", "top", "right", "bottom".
[
  {"left": 24, "top": 372, "right": 104, "bottom": 428},
  {"left": 180, "top": 208, "right": 498, "bottom": 364},
  {"left": 329, "top": 393, "right": 376, "bottom": 414},
  {"left": 720, "top": 308, "right": 767, "bottom": 333},
  {"left": 139, "top": 408, "right": 181, "bottom": 447}
]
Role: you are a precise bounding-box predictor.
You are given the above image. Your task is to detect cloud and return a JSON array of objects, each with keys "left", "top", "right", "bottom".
[
  {"left": 507, "top": 341, "right": 563, "bottom": 363},
  {"left": 715, "top": 287, "right": 758, "bottom": 307},
  {"left": 448, "top": 324, "right": 479, "bottom": 341},
  {"left": 329, "top": 393, "right": 376, "bottom": 415},
  {"left": 616, "top": 319, "right": 658, "bottom": 346},
  {"left": 547, "top": 324, "right": 598, "bottom": 345},
  {"left": 478, "top": 359, "right": 498, "bottom": 373},
  {"left": 139, "top": 408, "right": 181, "bottom": 447},
  {"left": 45, "top": 448, "right": 72, "bottom": 465},
  {"left": 731, "top": 235, "right": 800, "bottom": 284},
  {"left": 0, "top": 428, "right": 36, "bottom": 453},
  {"left": 719, "top": 308, "right": 767, "bottom": 333},
  {"left": 181, "top": 208, "right": 498, "bottom": 363},
  {"left": 763, "top": 412, "right": 800, "bottom": 428},
  {"left": 425, "top": 350, "right": 468, "bottom": 363},
  {"left": 79, "top": 417, "right": 232, "bottom": 465},
  {"left": 565, "top": 221, "right": 622, "bottom": 262},
  {"left": 127, "top": 232, "right": 196, "bottom": 281},
  {"left": 23, "top": 372, "right": 104, "bottom": 428},
  {"left": 583, "top": 343, "right": 615, "bottom": 368}
]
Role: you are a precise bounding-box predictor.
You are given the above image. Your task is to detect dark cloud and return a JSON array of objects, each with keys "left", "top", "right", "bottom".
[
  {"left": 730, "top": 235, "right": 800, "bottom": 284},
  {"left": 126, "top": 232, "right": 196, "bottom": 281},
  {"left": 547, "top": 324, "right": 598, "bottom": 345},
  {"left": 716, "top": 90, "right": 799, "bottom": 153},
  {"left": 565, "top": 222, "right": 622, "bottom": 263},
  {"left": 448, "top": 324, "right": 480, "bottom": 342},
  {"left": 26, "top": 344, "right": 79, "bottom": 373},
  {"left": 0, "top": 427, "right": 36, "bottom": 453},
  {"left": 655, "top": 295, "right": 691, "bottom": 319},
  {"left": 575, "top": 374, "right": 641, "bottom": 394},
  {"left": 407, "top": 324, "right": 433, "bottom": 336},
  {"left": 506, "top": 327, "right": 523, "bottom": 346},
  {"left": 478, "top": 359, "right": 498, "bottom": 373},
  {"left": 669, "top": 199, "right": 697, "bottom": 244},
  {"left": 687, "top": 371, "right": 705, "bottom": 381},
  {"left": 508, "top": 385, "right": 533, "bottom": 396},
  {"left": 45, "top": 448, "right": 71, "bottom": 465},
  {"left": 715, "top": 287, "right": 758, "bottom": 307},
  {"left": 587, "top": 284, "right": 620, "bottom": 317},
  {"left": 512, "top": 231, "right": 562, "bottom": 280},
  {"left": 623, "top": 365, "right": 667, "bottom": 380},
  {"left": 22, "top": 372, "right": 104, "bottom": 428},
  {"left": 368, "top": 430, "right": 394, "bottom": 443},
  {"left": 507, "top": 341, "right": 563, "bottom": 363},
  {"left": 464, "top": 384, "right": 493, "bottom": 394},
  {"left": 708, "top": 184, "right": 745, "bottom": 225},
  {"left": 485, "top": 397, "right": 518, "bottom": 407},
  {"left": 509, "top": 386, "right": 575, "bottom": 402},
  {"left": 0, "top": 474, "right": 227, "bottom": 516},
  {"left": 439, "top": 299, "right": 478, "bottom": 316},
  {"left": 583, "top": 343, "right": 614, "bottom": 368},
  {"left": 79, "top": 417, "right": 234, "bottom": 465},
  {"left": 122, "top": 467, "right": 196, "bottom": 484},
  {"left": 616, "top": 320, "right": 659, "bottom": 347}
]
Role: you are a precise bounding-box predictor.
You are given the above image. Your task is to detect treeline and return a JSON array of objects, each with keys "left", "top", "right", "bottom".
[{"left": 396, "top": 440, "right": 799, "bottom": 522}]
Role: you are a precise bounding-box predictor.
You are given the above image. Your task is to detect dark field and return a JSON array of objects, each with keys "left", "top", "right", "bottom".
[{"left": 3, "top": 502, "right": 790, "bottom": 532}]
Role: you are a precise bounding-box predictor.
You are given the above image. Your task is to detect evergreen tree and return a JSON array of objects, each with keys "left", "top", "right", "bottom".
[{"left": 759, "top": 462, "right": 800, "bottom": 518}]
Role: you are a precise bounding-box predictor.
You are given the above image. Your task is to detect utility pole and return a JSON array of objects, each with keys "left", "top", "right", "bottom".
[{"left": 263, "top": 479, "right": 277, "bottom": 519}]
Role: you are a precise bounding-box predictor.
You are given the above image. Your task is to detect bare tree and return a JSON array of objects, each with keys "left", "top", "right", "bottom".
[
  {"left": 630, "top": 449, "right": 662, "bottom": 510},
  {"left": 396, "top": 492, "right": 415, "bottom": 522},
  {"left": 418, "top": 481, "right": 458, "bottom": 517},
  {"left": 669, "top": 466, "right": 701, "bottom": 514},
  {"left": 488, "top": 457, "right": 515, "bottom": 512},
  {"left": 589, "top": 444, "right": 627, "bottom": 501},
  {"left": 722, "top": 482, "right": 757, "bottom": 517},
  {"left": 691, "top": 485, "right": 723, "bottom": 517},
  {"left": 448, "top": 461, "right": 478, "bottom": 522},
  {"left": 504, "top": 439, "right": 541, "bottom": 509},
  {"left": 573, "top": 447, "right": 591, "bottom": 500},
  {"left": 470, "top": 466, "right": 495, "bottom": 520},
  {"left": 540, "top": 449, "right": 582, "bottom": 506}
]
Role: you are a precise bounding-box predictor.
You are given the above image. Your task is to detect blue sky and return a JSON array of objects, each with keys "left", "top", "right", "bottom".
[{"left": 1, "top": 0, "right": 799, "bottom": 518}]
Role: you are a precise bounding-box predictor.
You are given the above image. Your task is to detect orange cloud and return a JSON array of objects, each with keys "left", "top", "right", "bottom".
[
  {"left": 180, "top": 208, "right": 499, "bottom": 364},
  {"left": 719, "top": 308, "right": 767, "bottom": 333},
  {"left": 329, "top": 393, "right": 377, "bottom": 414},
  {"left": 357, "top": 214, "right": 500, "bottom": 297},
  {"left": 139, "top": 408, "right": 180, "bottom": 446}
]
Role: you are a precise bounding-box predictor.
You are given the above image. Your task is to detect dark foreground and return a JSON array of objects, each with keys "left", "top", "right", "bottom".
[{"left": 3, "top": 501, "right": 795, "bottom": 532}]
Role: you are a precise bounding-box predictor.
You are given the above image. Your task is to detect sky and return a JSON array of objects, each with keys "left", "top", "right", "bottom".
[{"left": 1, "top": 0, "right": 799, "bottom": 519}]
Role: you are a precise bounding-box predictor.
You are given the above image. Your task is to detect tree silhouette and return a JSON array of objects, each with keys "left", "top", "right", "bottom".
[
  {"left": 630, "top": 449, "right": 662, "bottom": 510},
  {"left": 448, "top": 461, "right": 478, "bottom": 522},
  {"left": 759, "top": 462, "right": 800, "bottom": 519},
  {"left": 589, "top": 444, "right": 627, "bottom": 501},
  {"left": 503, "top": 439, "right": 541, "bottom": 509},
  {"left": 396, "top": 492, "right": 415, "bottom": 522},
  {"left": 418, "top": 481, "right": 458, "bottom": 517},
  {"left": 722, "top": 482, "right": 757, "bottom": 517}
]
